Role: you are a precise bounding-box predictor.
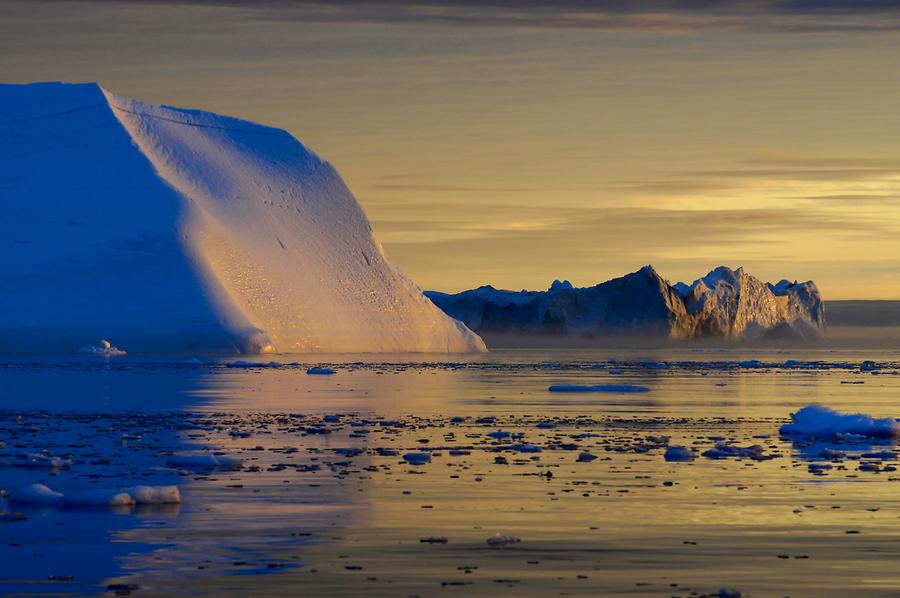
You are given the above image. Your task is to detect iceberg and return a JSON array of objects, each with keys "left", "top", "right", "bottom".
[
  {"left": 0, "top": 82, "right": 485, "bottom": 354},
  {"left": 685, "top": 266, "right": 824, "bottom": 340},
  {"left": 780, "top": 405, "right": 898, "bottom": 439},
  {"left": 426, "top": 265, "right": 825, "bottom": 341}
]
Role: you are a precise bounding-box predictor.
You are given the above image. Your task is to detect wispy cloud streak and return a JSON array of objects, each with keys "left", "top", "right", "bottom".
[{"left": 36, "top": 0, "right": 900, "bottom": 32}]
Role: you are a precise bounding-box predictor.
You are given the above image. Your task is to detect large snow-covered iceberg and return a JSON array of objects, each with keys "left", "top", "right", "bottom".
[
  {"left": 426, "top": 265, "right": 825, "bottom": 341},
  {"left": 0, "top": 82, "right": 485, "bottom": 354}
]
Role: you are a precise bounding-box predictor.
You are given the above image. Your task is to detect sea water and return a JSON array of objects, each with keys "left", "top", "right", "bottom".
[{"left": 1, "top": 347, "right": 900, "bottom": 596}]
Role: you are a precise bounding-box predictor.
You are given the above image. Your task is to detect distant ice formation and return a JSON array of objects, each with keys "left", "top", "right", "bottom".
[
  {"left": 0, "top": 82, "right": 485, "bottom": 354},
  {"left": 426, "top": 265, "right": 825, "bottom": 341}
]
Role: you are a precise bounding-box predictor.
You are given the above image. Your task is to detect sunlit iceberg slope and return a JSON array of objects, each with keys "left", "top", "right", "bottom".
[
  {"left": 0, "top": 82, "right": 485, "bottom": 354},
  {"left": 426, "top": 266, "right": 825, "bottom": 341}
]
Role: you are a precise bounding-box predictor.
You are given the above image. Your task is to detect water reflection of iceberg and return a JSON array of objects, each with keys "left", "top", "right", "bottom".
[{"left": 788, "top": 436, "right": 896, "bottom": 462}]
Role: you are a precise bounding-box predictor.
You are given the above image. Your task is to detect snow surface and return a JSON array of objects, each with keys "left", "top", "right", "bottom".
[
  {"left": 780, "top": 405, "right": 899, "bottom": 439},
  {"left": 0, "top": 82, "right": 485, "bottom": 354}
]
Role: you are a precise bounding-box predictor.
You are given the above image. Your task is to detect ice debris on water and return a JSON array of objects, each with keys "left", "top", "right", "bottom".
[
  {"left": 701, "top": 442, "right": 772, "bottom": 461},
  {"left": 307, "top": 366, "right": 337, "bottom": 375},
  {"left": 780, "top": 405, "right": 898, "bottom": 439},
  {"left": 419, "top": 536, "right": 448, "bottom": 544},
  {"left": 227, "top": 360, "right": 281, "bottom": 368},
  {"left": 508, "top": 443, "right": 542, "bottom": 453},
  {"left": 166, "top": 454, "right": 242, "bottom": 471},
  {"left": 487, "top": 533, "right": 521, "bottom": 548},
  {"left": 548, "top": 384, "right": 650, "bottom": 393},
  {"left": 14, "top": 451, "right": 73, "bottom": 469},
  {"left": 664, "top": 446, "right": 695, "bottom": 462},
  {"left": 9, "top": 483, "right": 180, "bottom": 506},
  {"left": 403, "top": 452, "right": 431, "bottom": 465},
  {"left": 78, "top": 339, "right": 126, "bottom": 357},
  {"left": 9, "top": 483, "right": 64, "bottom": 505}
]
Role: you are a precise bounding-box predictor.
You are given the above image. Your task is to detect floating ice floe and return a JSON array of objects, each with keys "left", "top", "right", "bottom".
[
  {"left": 664, "top": 446, "right": 695, "bottom": 462},
  {"left": 701, "top": 442, "right": 773, "bottom": 461},
  {"left": 486, "top": 533, "right": 521, "bottom": 547},
  {"left": 508, "top": 443, "right": 542, "bottom": 453},
  {"left": 166, "top": 454, "right": 243, "bottom": 471},
  {"left": 548, "top": 384, "right": 650, "bottom": 393},
  {"left": 402, "top": 452, "right": 431, "bottom": 465},
  {"left": 9, "top": 483, "right": 180, "bottom": 506},
  {"left": 307, "top": 366, "right": 336, "bottom": 375},
  {"left": 419, "top": 536, "right": 449, "bottom": 544},
  {"left": 13, "top": 451, "right": 73, "bottom": 469},
  {"left": 9, "top": 483, "right": 64, "bottom": 505},
  {"left": 780, "top": 405, "right": 899, "bottom": 439},
  {"left": 78, "top": 339, "right": 126, "bottom": 357}
]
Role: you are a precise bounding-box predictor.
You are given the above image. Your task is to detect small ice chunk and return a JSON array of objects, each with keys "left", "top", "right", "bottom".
[
  {"left": 486, "top": 533, "right": 521, "bottom": 547},
  {"left": 78, "top": 339, "right": 126, "bottom": 356},
  {"left": 664, "top": 446, "right": 695, "bottom": 462},
  {"left": 508, "top": 443, "right": 542, "bottom": 453},
  {"left": 780, "top": 405, "right": 898, "bottom": 439},
  {"left": 548, "top": 384, "right": 650, "bottom": 393},
  {"left": 15, "top": 452, "right": 72, "bottom": 469},
  {"left": 420, "top": 536, "right": 449, "bottom": 544},
  {"left": 11, "top": 484, "right": 181, "bottom": 507},
  {"left": 640, "top": 360, "right": 666, "bottom": 369},
  {"left": 701, "top": 442, "right": 768, "bottom": 460},
  {"left": 307, "top": 366, "right": 336, "bottom": 375},
  {"left": 402, "top": 452, "right": 431, "bottom": 465},
  {"left": 167, "top": 454, "right": 242, "bottom": 471},
  {"left": 65, "top": 489, "right": 134, "bottom": 507},
  {"left": 9, "top": 483, "right": 64, "bottom": 505},
  {"left": 127, "top": 485, "right": 181, "bottom": 504}
]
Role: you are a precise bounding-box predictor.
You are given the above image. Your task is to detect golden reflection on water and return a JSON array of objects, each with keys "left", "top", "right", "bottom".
[{"left": 105, "top": 349, "right": 900, "bottom": 596}]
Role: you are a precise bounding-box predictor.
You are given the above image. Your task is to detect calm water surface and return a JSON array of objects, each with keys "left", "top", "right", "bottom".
[{"left": 1, "top": 347, "right": 900, "bottom": 597}]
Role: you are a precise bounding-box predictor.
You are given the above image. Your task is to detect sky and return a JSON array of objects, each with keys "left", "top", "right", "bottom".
[{"left": 3, "top": 0, "right": 900, "bottom": 298}]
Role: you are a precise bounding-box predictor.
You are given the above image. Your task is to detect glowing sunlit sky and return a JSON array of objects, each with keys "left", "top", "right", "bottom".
[{"left": 3, "top": 0, "right": 900, "bottom": 299}]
